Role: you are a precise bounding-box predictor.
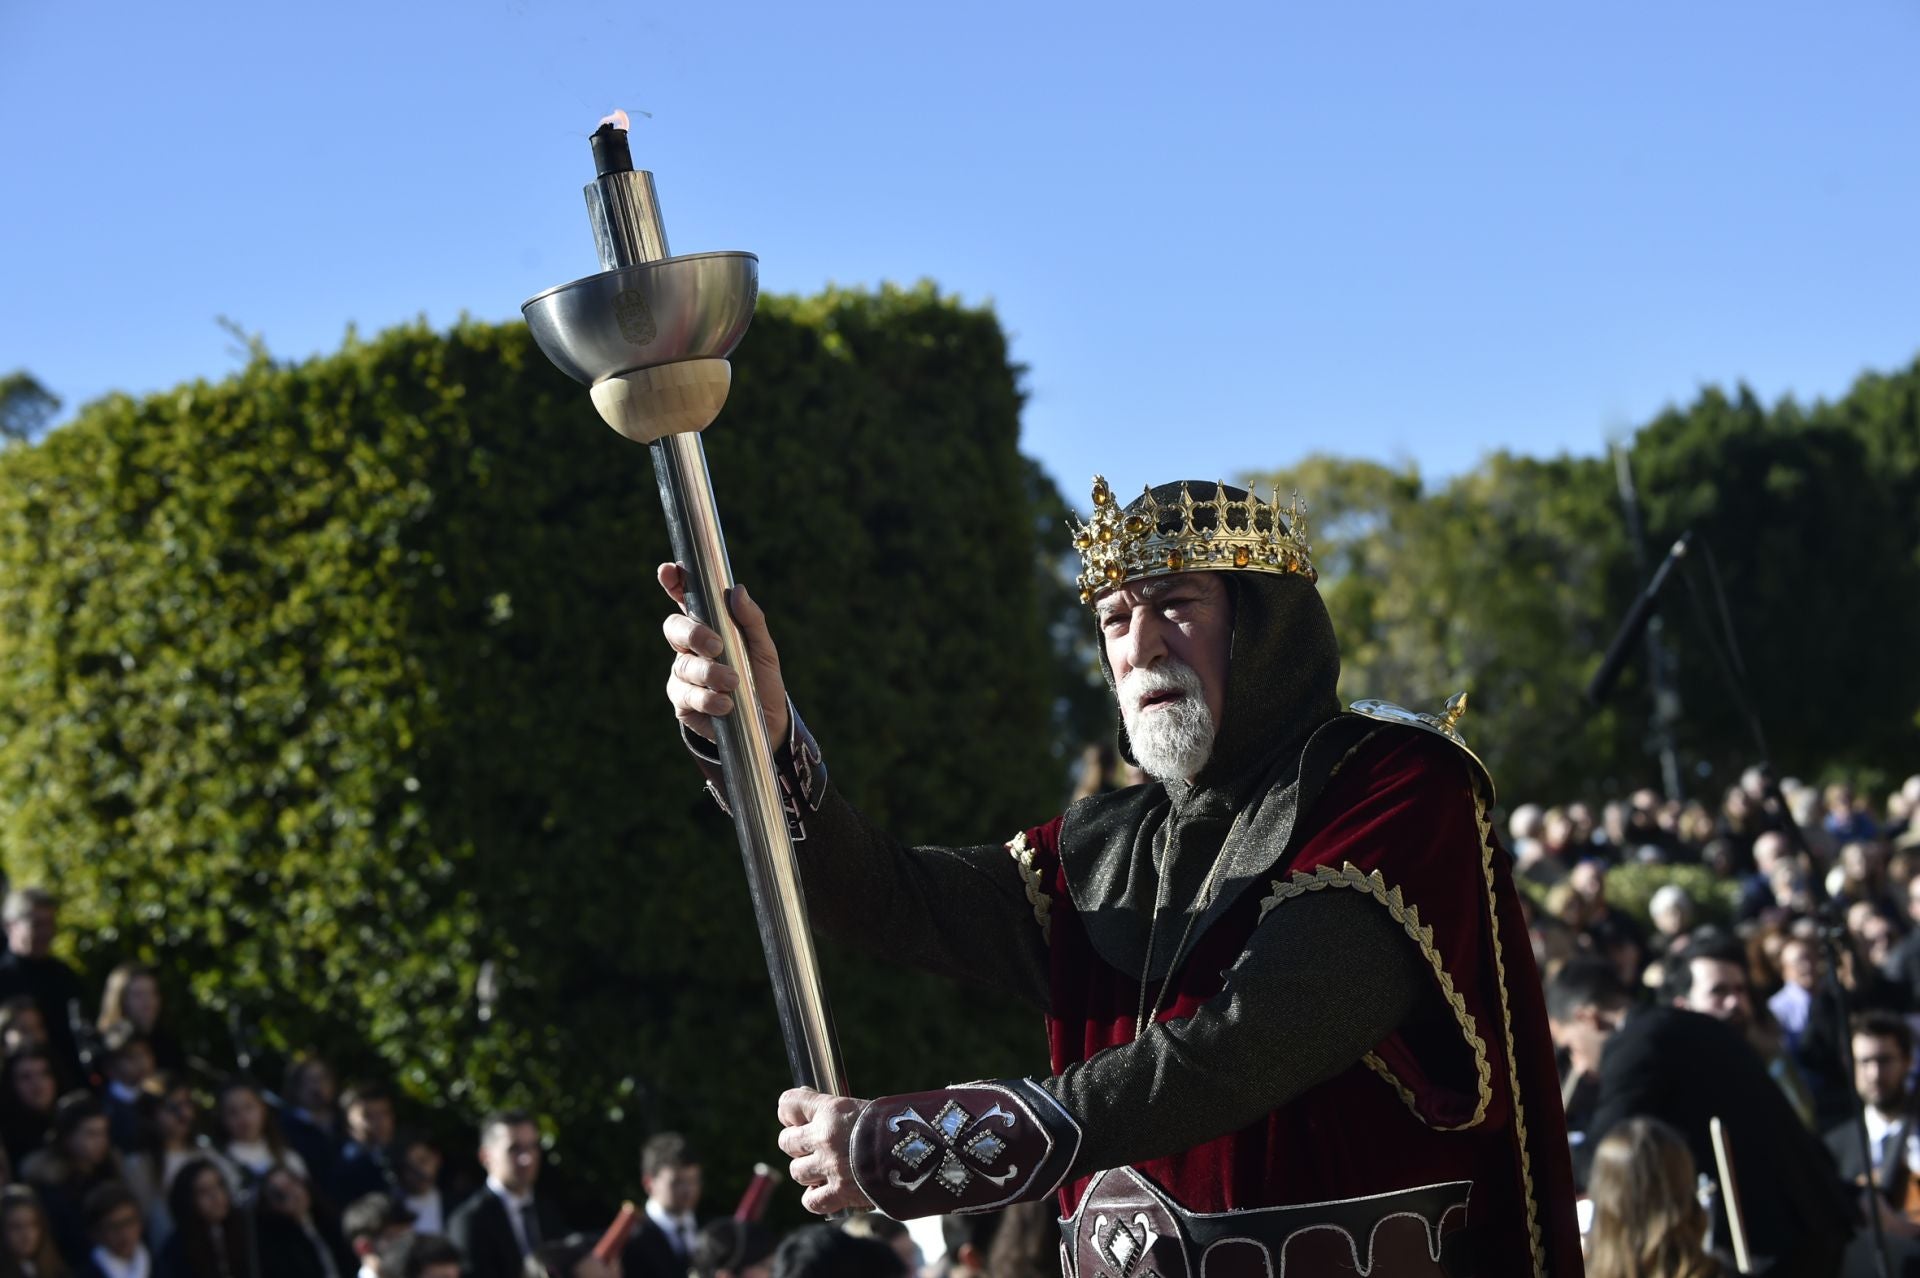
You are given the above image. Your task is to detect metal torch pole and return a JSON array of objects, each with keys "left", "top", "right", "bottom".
[{"left": 585, "top": 160, "right": 847, "bottom": 1100}]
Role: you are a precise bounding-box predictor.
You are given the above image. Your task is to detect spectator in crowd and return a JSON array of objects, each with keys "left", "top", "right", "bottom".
[
  {"left": 623, "top": 1133, "right": 700, "bottom": 1278},
  {"left": 1771, "top": 936, "right": 1823, "bottom": 1055},
  {"left": 689, "top": 1221, "right": 773, "bottom": 1278},
  {"left": 341, "top": 1195, "right": 413, "bottom": 1278},
  {"left": 75, "top": 1183, "right": 150, "bottom": 1278},
  {"left": 97, "top": 1029, "right": 155, "bottom": 1154},
  {"left": 984, "top": 1201, "right": 1061, "bottom": 1278},
  {"left": 378, "top": 1235, "right": 461, "bottom": 1278},
  {"left": 22, "top": 1093, "right": 124, "bottom": 1266},
  {"left": 256, "top": 1166, "right": 352, "bottom": 1278},
  {"left": 1548, "top": 958, "right": 1854, "bottom": 1277},
  {"left": 837, "top": 1216, "right": 915, "bottom": 1275},
  {"left": 1649, "top": 884, "right": 1697, "bottom": 957},
  {"left": 1883, "top": 866, "right": 1920, "bottom": 1006},
  {"left": 94, "top": 967, "right": 183, "bottom": 1077},
  {"left": 333, "top": 1084, "right": 398, "bottom": 1204},
  {"left": 446, "top": 1111, "right": 563, "bottom": 1278},
  {"left": 1067, "top": 742, "right": 1117, "bottom": 802},
  {"left": 0, "top": 891, "right": 88, "bottom": 1083},
  {"left": 523, "top": 1236, "right": 616, "bottom": 1278},
  {"left": 1824, "top": 1012, "right": 1920, "bottom": 1275},
  {"left": 120, "top": 1079, "right": 239, "bottom": 1251},
  {"left": 155, "top": 1157, "right": 255, "bottom": 1278},
  {"left": 392, "top": 1135, "right": 446, "bottom": 1238},
  {"left": 212, "top": 1078, "right": 306, "bottom": 1186},
  {"left": 0, "top": 1183, "right": 69, "bottom": 1278},
  {"left": 1584, "top": 1116, "right": 1721, "bottom": 1278},
  {"left": 1664, "top": 935, "right": 1816, "bottom": 1127},
  {"left": 280, "top": 1055, "right": 342, "bottom": 1194},
  {"left": 0, "top": 1048, "right": 60, "bottom": 1169},
  {"left": 1827, "top": 784, "right": 1879, "bottom": 843},
  {"left": 766, "top": 1227, "right": 904, "bottom": 1278},
  {"left": 0, "top": 1001, "right": 48, "bottom": 1060},
  {"left": 935, "top": 1214, "right": 999, "bottom": 1278}
]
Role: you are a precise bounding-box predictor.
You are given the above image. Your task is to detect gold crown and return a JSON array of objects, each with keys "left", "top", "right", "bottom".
[{"left": 1071, "top": 476, "right": 1316, "bottom": 604}]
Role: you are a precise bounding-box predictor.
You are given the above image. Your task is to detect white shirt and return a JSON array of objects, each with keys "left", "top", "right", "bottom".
[
  {"left": 1863, "top": 1106, "right": 1920, "bottom": 1178},
  {"left": 224, "top": 1139, "right": 309, "bottom": 1180},
  {"left": 487, "top": 1176, "right": 538, "bottom": 1255},
  {"left": 645, "top": 1199, "right": 697, "bottom": 1258},
  {"left": 88, "top": 1246, "right": 152, "bottom": 1278},
  {"left": 404, "top": 1188, "right": 445, "bottom": 1236}
]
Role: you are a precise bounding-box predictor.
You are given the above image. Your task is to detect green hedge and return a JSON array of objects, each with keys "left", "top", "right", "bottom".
[{"left": 0, "top": 285, "right": 1079, "bottom": 1213}]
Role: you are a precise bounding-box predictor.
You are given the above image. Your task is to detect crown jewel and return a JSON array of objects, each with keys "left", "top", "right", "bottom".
[{"left": 1070, "top": 476, "right": 1316, "bottom": 605}]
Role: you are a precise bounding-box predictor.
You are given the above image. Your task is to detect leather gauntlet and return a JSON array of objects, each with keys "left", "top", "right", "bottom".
[{"left": 848, "top": 1078, "right": 1081, "bottom": 1220}]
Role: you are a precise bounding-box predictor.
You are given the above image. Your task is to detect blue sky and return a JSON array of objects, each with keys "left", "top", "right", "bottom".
[{"left": 3, "top": 0, "right": 1916, "bottom": 502}]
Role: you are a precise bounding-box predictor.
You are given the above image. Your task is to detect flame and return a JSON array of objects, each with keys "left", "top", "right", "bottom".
[{"left": 598, "top": 108, "right": 630, "bottom": 132}]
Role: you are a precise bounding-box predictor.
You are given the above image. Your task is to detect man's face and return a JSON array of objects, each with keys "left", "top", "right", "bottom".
[
  {"left": 349, "top": 1098, "right": 396, "bottom": 1147},
  {"left": 6, "top": 904, "right": 55, "bottom": 958},
  {"left": 1096, "top": 573, "right": 1233, "bottom": 782},
  {"left": 1550, "top": 1001, "right": 1625, "bottom": 1077},
  {"left": 402, "top": 1140, "right": 443, "bottom": 1192},
  {"left": 1855, "top": 1032, "right": 1912, "bottom": 1111},
  {"left": 481, "top": 1121, "right": 541, "bottom": 1195},
  {"left": 645, "top": 1164, "right": 702, "bottom": 1215},
  {"left": 111, "top": 1043, "right": 155, "bottom": 1089},
  {"left": 1678, "top": 958, "right": 1753, "bottom": 1031},
  {"left": 94, "top": 1201, "right": 143, "bottom": 1259},
  {"left": 420, "top": 1265, "right": 462, "bottom": 1278},
  {"left": 296, "top": 1062, "right": 336, "bottom": 1112}
]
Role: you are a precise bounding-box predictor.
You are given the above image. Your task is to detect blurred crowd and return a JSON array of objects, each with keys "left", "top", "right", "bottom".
[
  {"left": 0, "top": 876, "right": 1061, "bottom": 1278},
  {"left": 8, "top": 754, "right": 1918, "bottom": 1278},
  {"left": 1521, "top": 768, "right": 1920, "bottom": 1277}
]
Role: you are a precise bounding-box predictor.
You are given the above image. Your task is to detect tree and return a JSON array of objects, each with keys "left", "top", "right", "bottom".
[
  {"left": 0, "top": 288, "right": 1080, "bottom": 1214},
  {"left": 0, "top": 372, "right": 60, "bottom": 444}
]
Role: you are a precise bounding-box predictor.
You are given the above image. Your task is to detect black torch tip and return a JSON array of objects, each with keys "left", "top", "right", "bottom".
[{"left": 590, "top": 122, "right": 633, "bottom": 177}]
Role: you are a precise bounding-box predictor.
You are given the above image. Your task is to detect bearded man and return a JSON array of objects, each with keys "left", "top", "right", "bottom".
[{"left": 661, "top": 478, "right": 1580, "bottom": 1276}]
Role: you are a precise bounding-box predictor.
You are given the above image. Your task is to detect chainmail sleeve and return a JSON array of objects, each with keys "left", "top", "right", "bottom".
[{"left": 1040, "top": 886, "right": 1433, "bottom": 1175}]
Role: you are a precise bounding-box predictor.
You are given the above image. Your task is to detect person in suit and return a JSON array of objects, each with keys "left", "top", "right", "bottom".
[
  {"left": 622, "top": 1133, "right": 701, "bottom": 1278},
  {"left": 280, "top": 1055, "right": 343, "bottom": 1195},
  {"left": 75, "top": 1183, "right": 152, "bottom": 1278},
  {"left": 0, "top": 889, "right": 90, "bottom": 1084},
  {"left": 1825, "top": 1012, "right": 1920, "bottom": 1277},
  {"left": 341, "top": 1194, "right": 414, "bottom": 1278},
  {"left": 97, "top": 1028, "right": 155, "bottom": 1155},
  {"left": 1549, "top": 956, "right": 1856, "bottom": 1277},
  {"left": 332, "top": 1084, "right": 399, "bottom": 1205},
  {"left": 444, "top": 1111, "right": 563, "bottom": 1278}
]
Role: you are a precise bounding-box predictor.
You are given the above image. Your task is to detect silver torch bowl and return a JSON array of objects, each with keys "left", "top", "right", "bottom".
[{"left": 521, "top": 251, "right": 759, "bottom": 386}]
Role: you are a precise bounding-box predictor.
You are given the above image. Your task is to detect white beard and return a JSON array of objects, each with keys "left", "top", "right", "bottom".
[{"left": 1118, "top": 659, "right": 1217, "bottom": 783}]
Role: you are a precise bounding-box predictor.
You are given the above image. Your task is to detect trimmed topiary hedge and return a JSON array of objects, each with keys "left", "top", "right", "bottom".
[{"left": 0, "top": 284, "right": 1081, "bottom": 1214}]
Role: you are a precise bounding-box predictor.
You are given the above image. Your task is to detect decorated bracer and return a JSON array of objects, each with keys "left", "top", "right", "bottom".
[
  {"left": 680, "top": 698, "right": 828, "bottom": 837},
  {"left": 846, "top": 1078, "right": 1082, "bottom": 1218}
]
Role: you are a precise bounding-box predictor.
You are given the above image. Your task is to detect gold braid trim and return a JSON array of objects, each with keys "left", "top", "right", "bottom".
[
  {"left": 1472, "top": 775, "right": 1546, "bottom": 1278},
  {"left": 1006, "top": 831, "right": 1052, "bottom": 944},
  {"left": 1256, "top": 861, "right": 1492, "bottom": 1131}
]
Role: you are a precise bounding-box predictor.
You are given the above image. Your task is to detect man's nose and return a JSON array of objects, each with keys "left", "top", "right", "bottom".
[{"left": 1122, "top": 611, "right": 1167, "bottom": 669}]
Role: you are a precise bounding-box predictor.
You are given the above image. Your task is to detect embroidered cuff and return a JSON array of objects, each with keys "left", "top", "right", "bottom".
[
  {"left": 682, "top": 701, "right": 829, "bottom": 840},
  {"left": 848, "top": 1078, "right": 1081, "bottom": 1220}
]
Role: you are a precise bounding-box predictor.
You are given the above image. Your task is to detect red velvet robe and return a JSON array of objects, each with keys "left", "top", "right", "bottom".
[{"left": 1019, "top": 726, "right": 1583, "bottom": 1276}]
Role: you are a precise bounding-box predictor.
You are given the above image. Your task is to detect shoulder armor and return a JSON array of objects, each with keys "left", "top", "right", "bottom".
[{"left": 1347, "top": 692, "right": 1495, "bottom": 801}]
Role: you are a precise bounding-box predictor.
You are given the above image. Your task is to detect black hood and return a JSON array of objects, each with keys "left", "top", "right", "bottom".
[{"left": 1062, "top": 546, "right": 1352, "bottom": 982}]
